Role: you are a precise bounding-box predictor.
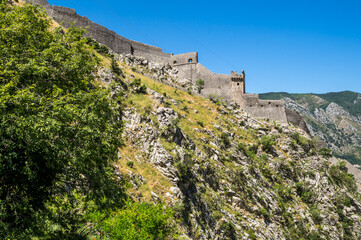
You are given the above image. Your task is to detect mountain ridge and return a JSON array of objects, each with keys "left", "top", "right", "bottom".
[{"left": 260, "top": 91, "right": 361, "bottom": 165}]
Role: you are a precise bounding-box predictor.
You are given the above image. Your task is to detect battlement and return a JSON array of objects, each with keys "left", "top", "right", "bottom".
[{"left": 231, "top": 70, "right": 245, "bottom": 81}]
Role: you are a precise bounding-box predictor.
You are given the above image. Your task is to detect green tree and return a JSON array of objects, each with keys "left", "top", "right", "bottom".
[
  {"left": 0, "top": 2, "right": 124, "bottom": 237},
  {"left": 196, "top": 78, "right": 205, "bottom": 93}
]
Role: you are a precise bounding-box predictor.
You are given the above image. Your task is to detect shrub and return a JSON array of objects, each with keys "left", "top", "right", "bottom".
[
  {"left": 126, "top": 161, "right": 134, "bottom": 168},
  {"left": 291, "top": 133, "right": 315, "bottom": 154},
  {"left": 260, "top": 135, "right": 276, "bottom": 153},
  {"left": 197, "top": 121, "right": 204, "bottom": 127},
  {"left": 318, "top": 147, "right": 332, "bottom": 158},
  {"left": 90, "top": 201, "right": 175, "bottom": 239},
  {"left": 309, "top": 206, "right": 322, "bottom": 224},
  {"left": 220, "top": 221, "right": 237, "bottom": 240},
  {"left": 98, "top": 44, "right": 109, "bottom": 55},
  {"left": 131, "top": 78, "right": 141, "bottom": 87},
  {"left": 259, "top": 208, "right": 270, "bottom": 221},
  {"left": 111, "top": 59, "right": 122, "bottom": 75},
  {"left": 329, "top": 162, "right": 357, "bottom": 192},
  {"left": 221, "top": 132, "right": 230, "bottom": 147},
  {"left": 138, "top": 84, "right": 147, "bottom": 94},
  {"left": 165, "top": 101, "right": 171, "bottom": 107},
  {"left": 195, "top": 78, "right": 205, "bottom": 93}
]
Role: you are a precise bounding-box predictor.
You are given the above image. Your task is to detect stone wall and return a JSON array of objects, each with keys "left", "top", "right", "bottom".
[
  {"left": 25, "top": 0, "right": 172, "bottom": 63},
  {"left": 23, "top": 0, "right": 310, "bottom": 130},
  {"left": 171, "top": 52, "right": 198, "bottom": 64},
  {"left": 175, "top": 63, "right": 233, "bottom": 102},
  {"left": 285, "top": 108, "right": 310, "bottom": 134}
]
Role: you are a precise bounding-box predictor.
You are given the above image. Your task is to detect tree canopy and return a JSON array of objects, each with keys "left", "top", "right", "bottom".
[{"left": 0, "top": 1, "right": 124, "bottom": 237}]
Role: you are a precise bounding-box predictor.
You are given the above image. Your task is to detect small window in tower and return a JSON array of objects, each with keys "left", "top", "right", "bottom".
[
  {"left": 261, "top": 105, "right": 264, "bottom": 107},
  {"left": 173, "top": 61, "right": 177, "bottom": 64},
  {"left": 276, "top": 105, "right": 279, "bottom": 107},
  {"left": 188, "top": 59, "right": 193, "bottom": 63},
  {"left": 269, "top": 102, "right": 271, "bottom": 104},
  {"left": 237, "top": 83, "right": 240, "bottom": 86}
]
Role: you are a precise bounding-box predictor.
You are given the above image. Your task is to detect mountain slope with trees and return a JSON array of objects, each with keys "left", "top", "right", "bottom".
[{"left": 1, "top": 1, "right": 361, "bottom": 239}]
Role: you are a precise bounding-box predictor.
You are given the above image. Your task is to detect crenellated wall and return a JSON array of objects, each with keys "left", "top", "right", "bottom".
[{"left": 23, "top": 0, "right": 309, "bottom": 131}]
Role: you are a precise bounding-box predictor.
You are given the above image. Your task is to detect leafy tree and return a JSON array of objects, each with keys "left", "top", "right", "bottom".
[{"left": 0, "top": 2, "right": 125, "bottom": 237}]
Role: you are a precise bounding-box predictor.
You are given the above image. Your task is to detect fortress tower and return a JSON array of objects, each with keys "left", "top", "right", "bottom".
[{"left": 231, "top": 70, "right": 245, "bottom": 99}]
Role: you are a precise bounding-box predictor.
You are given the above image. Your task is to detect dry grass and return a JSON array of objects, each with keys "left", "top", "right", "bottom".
[{"left": 117, "top": 144, "right": 173, "bottom": 201}]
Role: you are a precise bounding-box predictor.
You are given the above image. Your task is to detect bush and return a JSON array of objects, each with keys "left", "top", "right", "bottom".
[
  {"left": 291, "top": 133, "right": 315, "bottom": 154},
  {"left": 221, "top": 132, "right": 230, "bottom": 147},
  {"left": 329, "top": 162, "right": 357, "bottom": 192},
  {"left": 318, "top": 147, "right": 332, "bottom": 158},
  {"left": 111, "top": 59, "right": 123, "bottom": 75},
  {"left": 260, "top": 135, "right": 276, "bottom": 153},
  {"left": 126, "top": 161, "right": 134, "bottom": 168},
  {"left": 90, "top": 200, "right": 175, "bottom": 239},
  {"left": 130, "top": 78, "right": 147, "bottom": 94},
  {"left": 309, "top": 206, "right": 322, "bottom": 224},
  {"left": 195, "top": 78, "right": 205, "bottom": 93},
  {"left": 138, "top": 84, "right": 147, "bottom": 94},
  {"left": 197, "top": 121, "right": 204, "bottom": 127},
  {"left": 259, "top": 208, "right": 270, "bottom": 221}
]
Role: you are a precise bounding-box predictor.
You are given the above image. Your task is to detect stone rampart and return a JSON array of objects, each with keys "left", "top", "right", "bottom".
[
  {"left": 23, "top": 0, "right": 310, "bottom": 131},
  {"left": 25, "top": 0, "right": 172, "bottom": 63},
  {"left": 171, "top": 52, "right": 198, "bottom": 64}
]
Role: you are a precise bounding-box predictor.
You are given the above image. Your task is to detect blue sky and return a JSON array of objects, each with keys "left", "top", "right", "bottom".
[{"left": 48, "top": 0, "right": 361, "bottom": 94}]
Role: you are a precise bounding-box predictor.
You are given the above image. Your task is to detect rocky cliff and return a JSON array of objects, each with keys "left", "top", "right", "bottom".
[
  {"left": 260, "top": 92, "right": 361, "bottom": 166},
  {"left": 4, "top": 2, "right": 361, "bottom": 239},
  {"left": 100, "top": 52, "right": 361, "bottom": 239}
]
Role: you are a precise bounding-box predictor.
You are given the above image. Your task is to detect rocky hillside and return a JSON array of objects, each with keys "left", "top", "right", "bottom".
[
  {"left": 104, "top": 53, "right": 361, "bottom": 239},
  {"left": 260, "top": 92, "right": 361, "bottom": 166},
  {"left": 2, "top": 1, "right": 361, "bottom": 239}
]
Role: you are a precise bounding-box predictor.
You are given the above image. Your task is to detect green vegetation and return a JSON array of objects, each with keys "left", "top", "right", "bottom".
[
  {"left": 196, "top": 78, "right": 205, "bottom": 93},
  {"left": 260, "top": 135, "right": 276, "bottom": 154},
  {"left": 90, "top": 200, "right": 175, "bottom": 240},
  {"left": 318, "top": 147, "right": 332, "bottom": 158},
  {"left": 328, "top": 161, "right": 357, "bottom": 192},
  {"left": 260, "top": 91, "right": 361, "bottom": 164},
  {"left": 0, "top": 2, "right": 174, "bottom": 238}
]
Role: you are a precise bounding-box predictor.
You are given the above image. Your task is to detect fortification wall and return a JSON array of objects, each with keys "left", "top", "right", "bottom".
[
  {"left": 171, "top": 52, "right": 198, "bottom": 64},
  {"left": 25, "top": 0, "right": 171, "bottom": 62},
  {"left": 51, "top": 6, "right": 132, "bottom": 54},
  {"left": 285, "top": 108, "right": 310, "bottom": 134},
  {"left": 175, "top": 63, "right": 233, "bottom": 102},
  {"left": 24, "top": 0, "right": 305, "bottom": 127}
]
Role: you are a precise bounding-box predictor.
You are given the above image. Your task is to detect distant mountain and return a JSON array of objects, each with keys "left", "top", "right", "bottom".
[{"left": 260, "top": 91, "right": 361, "bottom": 165}]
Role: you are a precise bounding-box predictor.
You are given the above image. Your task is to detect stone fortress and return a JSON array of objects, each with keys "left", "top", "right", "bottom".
[{"left": 24, "top": 0, "right": 308, "bottom": 131}]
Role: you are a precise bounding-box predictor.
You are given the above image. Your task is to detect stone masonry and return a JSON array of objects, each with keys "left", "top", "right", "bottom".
[{"left": 24, "top": 0, "right": 308, "bottom": 130}]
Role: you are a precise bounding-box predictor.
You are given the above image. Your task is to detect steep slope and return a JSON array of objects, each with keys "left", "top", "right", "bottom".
[
  {"left": 260, "top": 92, "right": 361, "bottom": 165},
  {"left": 103, "top": 53, "right": 361, "bottom": 239},
  {"left": 2, "top": 1, "right": 361, "bottom": 239}
]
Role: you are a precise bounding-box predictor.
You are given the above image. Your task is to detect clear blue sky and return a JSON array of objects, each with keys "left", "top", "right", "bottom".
[{"left": 48, "top": 0, "right": 361, "bottom": 94}]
